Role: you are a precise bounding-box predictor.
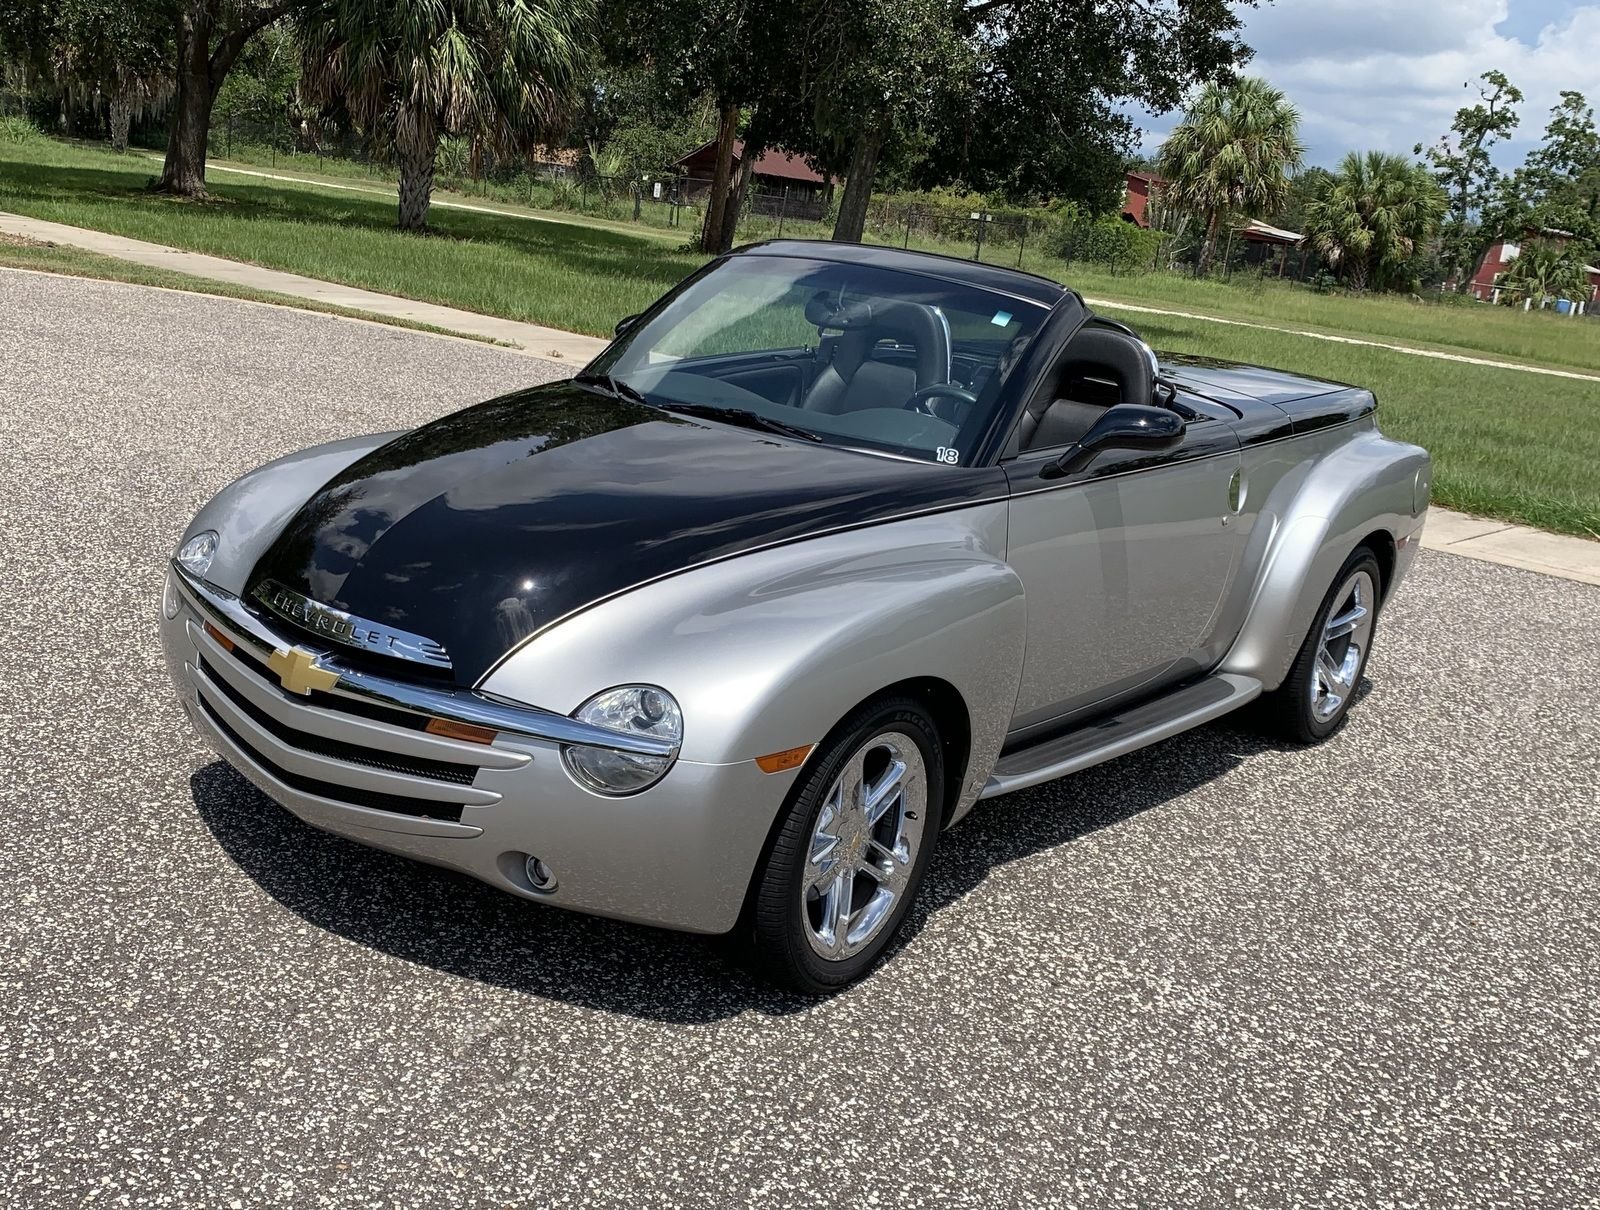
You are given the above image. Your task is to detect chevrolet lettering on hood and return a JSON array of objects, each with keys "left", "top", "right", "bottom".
[
  {"left": 159, "top": 240, "right": 1431, "bottom": 995},
  {"left": 252, "top": 579, "right": 452, "bottom": 670}
]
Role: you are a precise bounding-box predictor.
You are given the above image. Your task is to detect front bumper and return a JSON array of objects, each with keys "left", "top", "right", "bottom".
[{"left": 161, "top": 570, "right": 792, "bottom": 934}]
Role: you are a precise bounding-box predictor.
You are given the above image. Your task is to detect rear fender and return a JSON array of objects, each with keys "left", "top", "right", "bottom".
[{"left": 1223, "top": 429, "right": 1428, "bottom": 689}]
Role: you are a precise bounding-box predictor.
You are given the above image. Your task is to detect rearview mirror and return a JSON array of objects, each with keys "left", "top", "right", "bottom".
[
  {"left": 614, "top": 313, "right": 642, "bottom": 338},
  {"left": 1043, "top": 404, "right": 1185, "bottom": 478}
]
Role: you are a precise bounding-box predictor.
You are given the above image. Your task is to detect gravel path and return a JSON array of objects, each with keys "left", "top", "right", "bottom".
[{"left": 3, "top": 271, "right": 1598, "bottom": 1208}]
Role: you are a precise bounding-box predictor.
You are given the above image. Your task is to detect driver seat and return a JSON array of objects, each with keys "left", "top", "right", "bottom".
[{"left": 799, "top": 296, "right": 952, "bottom": 415}]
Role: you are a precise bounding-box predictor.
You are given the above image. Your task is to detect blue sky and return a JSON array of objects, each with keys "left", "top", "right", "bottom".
[{"left": 1135, "top": 1, "right": 1600, "bottom": 170}]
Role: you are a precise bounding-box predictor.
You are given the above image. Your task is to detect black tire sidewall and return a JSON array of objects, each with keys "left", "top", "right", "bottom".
[
  {"left": 1277, "top": 548, "right": 1383, "bottom": 743},
  {"left": 750, "top": 697, "right": 944, "bottom": 994}
]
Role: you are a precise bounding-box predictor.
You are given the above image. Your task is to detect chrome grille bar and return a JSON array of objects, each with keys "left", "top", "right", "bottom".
[{"left": 171, "top": 563, "right": 677, "bottom": 758}]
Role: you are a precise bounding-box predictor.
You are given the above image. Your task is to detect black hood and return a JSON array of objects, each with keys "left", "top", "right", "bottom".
[{"left": 247, "top": 381, "right": 1004, "bottom": 685}]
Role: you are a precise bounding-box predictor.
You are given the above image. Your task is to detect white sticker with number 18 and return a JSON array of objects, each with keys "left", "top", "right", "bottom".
[{"left": 936, "top": 447, "right": 960, "bottom": 465}]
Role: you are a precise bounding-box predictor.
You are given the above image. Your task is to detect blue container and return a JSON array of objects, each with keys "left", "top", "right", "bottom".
[{"left": 1556, "top": 299, "right": 1573, "bottom": 315}]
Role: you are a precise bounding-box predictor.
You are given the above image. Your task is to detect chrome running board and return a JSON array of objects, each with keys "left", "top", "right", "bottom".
[{"left": 981, "top": 673, "right": 1264, "bottom": 799}]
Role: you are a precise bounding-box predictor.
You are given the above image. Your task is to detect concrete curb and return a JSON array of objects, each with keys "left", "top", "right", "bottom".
[{"left": 1421, "top": 509, "right": 1600, "bottom": 587}]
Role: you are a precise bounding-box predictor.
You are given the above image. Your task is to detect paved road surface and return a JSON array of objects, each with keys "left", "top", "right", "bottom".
[{"left": 3, "top": 272, "right": 1597, "bottom": 1208}]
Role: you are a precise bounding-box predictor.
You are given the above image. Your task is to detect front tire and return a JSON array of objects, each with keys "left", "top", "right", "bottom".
[
  {"left": 1261, "top": 548, "right": 1382, "bottom": 744},
  {"left": 747, "top": 697, "right": 944, "bottom": 994}
]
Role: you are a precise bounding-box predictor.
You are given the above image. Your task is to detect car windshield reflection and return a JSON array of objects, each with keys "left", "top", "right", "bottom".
[{"left": 591, "top": 255, "right": 1049, "bottom": 466}]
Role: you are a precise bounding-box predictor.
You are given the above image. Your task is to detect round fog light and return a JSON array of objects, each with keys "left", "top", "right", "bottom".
[{"left": 525, "top": 855, "right": 557, "bottom": 892}]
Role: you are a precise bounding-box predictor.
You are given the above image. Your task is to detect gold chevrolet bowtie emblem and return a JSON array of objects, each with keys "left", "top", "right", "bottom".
[{"left": 267, "top": 646, "right": 340, "bottom": 696}]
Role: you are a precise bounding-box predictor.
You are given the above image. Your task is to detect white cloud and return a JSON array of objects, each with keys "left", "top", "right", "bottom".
[{"left": 1135, "top": 0, "right": 1600, "bottom": 170}]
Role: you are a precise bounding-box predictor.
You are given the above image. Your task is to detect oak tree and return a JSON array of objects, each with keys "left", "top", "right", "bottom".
[{"left": 1416, "top": 69, "right": 1523, "bottom": 280}]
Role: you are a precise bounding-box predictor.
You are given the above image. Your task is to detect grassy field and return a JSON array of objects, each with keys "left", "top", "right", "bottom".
[
  {"left": 2, "top": 134, "right": 1597, "bottom": 539},
  {"left": 194, "top": 149, "right": 691, "bottom": 244},
  {"left": 0, "top": 136, "right": 702, "bottom": 336},
  {"left": 1067, "top": 268, "right": 1600, "bottom": 378}
]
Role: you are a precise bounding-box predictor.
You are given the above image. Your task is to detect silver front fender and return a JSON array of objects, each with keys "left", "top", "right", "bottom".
[
  {"left": 482, "top": 502, "right": 1025, "bottom": 825},
  {"left": 176, "top": 431, "right": 405, "bottom": 594}
]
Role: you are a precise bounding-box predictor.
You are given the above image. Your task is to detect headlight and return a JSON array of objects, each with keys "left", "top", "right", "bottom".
[
  {"left": 562, "top": 685, "right": 682, "bottom": 795},
  {"left": 176, "top": 530, "right": 219, "bottom": 579},
  {"left": 162, "top": 571, "right": 182, "bottom": 620}
]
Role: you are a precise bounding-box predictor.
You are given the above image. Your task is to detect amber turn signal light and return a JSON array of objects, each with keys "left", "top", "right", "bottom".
[
  {"left": 202, "top": 621, "right": 235, "bottom": 652},
  {"left": 755, "top": 744, "right": 814, "bottom": 774},
  {"left": 425, "top": 718, "right": 499, "bottom": 745}
]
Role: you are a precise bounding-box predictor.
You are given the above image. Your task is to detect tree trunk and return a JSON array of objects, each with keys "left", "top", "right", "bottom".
[
  {"left": 397, "top": 135, "right": 436, "bottom": 232},
  {"left": 1195, "top": 208, "right": 1220, "bottom": 276},
  {"left": 717, "top": 149, "right": 758, "bottom": 251},
  {"left": 155, "top": 0, "right": 287, "bottom": 196},
  {"left": 156, "top": 6, "right": 215, "bottom": 196},
  {"left": 701, "top": 103, "right": 740, "bottom": 254},
  {"left": 109, "top": 96, "right": 132, "bottom": 153},
  {"left": 158, "top": 82, "right": 213, "bottom": 195},
  {"left": 831, "top": 127, "right": 884, "bottom": 243}
]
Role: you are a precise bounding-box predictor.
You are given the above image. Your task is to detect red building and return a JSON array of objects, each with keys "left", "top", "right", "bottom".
[
  {"left": 672, "top": 139, "right": 832, "bottom": 204},
  {"left": 1468, "top": 229, "right": 1600, "bottom": 308},
  {"left": 1121, "top": 170, "right": 1164, "bottom": 227}
]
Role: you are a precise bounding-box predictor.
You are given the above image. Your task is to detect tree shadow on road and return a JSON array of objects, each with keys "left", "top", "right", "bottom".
[{"left": 190, "top": 716, "right": 1295, "bottom": 1025}]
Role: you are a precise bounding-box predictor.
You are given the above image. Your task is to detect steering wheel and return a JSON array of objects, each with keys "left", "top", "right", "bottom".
[{"left": 902, "top": 382, "right": 979, "bottom": 419}]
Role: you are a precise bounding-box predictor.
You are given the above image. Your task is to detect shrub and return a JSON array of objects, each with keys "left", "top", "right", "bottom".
[
  {"left": 1045, "top": 207, "right": 1163, "bottom": 275},
  {"left": 547, "top": 177, "right": 579, "bottom": 211},
  {"left": 0, "top": 116, "right": 44, "bottom": 144},
  {"left": 435, "top": 137, "right": 471, "bottom": 178}
]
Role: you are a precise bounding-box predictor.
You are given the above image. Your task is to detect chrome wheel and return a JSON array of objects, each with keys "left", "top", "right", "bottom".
[
  {"left": 1309, "top": 569, "right": 1376, "bottom": 723},
  {"left": 801, "top": 731, "right": 928, "bottom": 961}
]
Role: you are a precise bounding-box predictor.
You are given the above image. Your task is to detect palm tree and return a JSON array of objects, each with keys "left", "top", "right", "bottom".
[
  {"left": 298, "top": 0, "right": 593, "bottom": 232},
  {"left": 1302, "top": 151, "right": 1447, "bottom": 292},
  {"left": 1157, "top": 76, "right": 1305, "bottom": 276},
  {"left": 1499, "top": 239, "right": 1593, "bottom": 308}
]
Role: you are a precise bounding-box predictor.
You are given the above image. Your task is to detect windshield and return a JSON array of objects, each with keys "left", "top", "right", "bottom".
[{"left": 593, "top": 255, "right": 1048, "bottom": 466}]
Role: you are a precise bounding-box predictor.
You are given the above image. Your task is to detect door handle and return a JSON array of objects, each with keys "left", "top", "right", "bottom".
[{"left": 1226, "top": 468, "right": 1245, "bottom": 514}]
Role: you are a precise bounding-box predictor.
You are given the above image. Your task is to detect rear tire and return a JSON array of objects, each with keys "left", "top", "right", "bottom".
[
  {"left": 1260, "top": 548, "right": 1382, "bottom": 744},
  {"left": 745, "top": 697, "right": 943, "bottom": 995}
]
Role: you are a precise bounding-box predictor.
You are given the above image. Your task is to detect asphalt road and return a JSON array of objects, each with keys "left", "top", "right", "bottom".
[{"left": 3, "top": 270, "right": 1598, "bottom": 1209}]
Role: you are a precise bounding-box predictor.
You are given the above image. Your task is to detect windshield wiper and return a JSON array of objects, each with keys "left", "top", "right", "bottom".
[
  {"left": 655, "top": 401, "right": 823, "bottom": 443},
  {"left": 573, "top": 371, "right": 649, "bottom": 406}
]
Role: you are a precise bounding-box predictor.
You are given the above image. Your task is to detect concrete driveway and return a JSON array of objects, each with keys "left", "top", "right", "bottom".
[{"left": 3, "top": 271, "right": 1597, "bottom": 1208}]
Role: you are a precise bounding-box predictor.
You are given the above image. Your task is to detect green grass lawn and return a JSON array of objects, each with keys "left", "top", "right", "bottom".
[
  {"left": 2, "top": 135, "right": 1597, "bottom": 539},
  {"left": 0, "top": 136, "right": 702, "bottom": 337},
  {"left": 194, "top": 146, "right": 690, "bottom": 244},
  {"left": 85, "top": 144, "right": 1600, "bottom": 378},
  {"left": 1066, "top": 267, "right": 1600, "bottom": 379}
]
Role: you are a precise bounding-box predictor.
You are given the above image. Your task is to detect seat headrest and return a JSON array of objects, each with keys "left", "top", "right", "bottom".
[
  {"left": 805, "top": 293, "right": 873, "bottom": 330},
  {"left": 804, "top": 294, "right": 952, "bottom": 389},
  {"left": 1059, "top": 327, "right": 1156, "bottom": 406}
]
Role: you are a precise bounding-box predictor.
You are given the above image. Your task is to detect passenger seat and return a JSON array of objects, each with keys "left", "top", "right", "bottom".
[{"left": 1017, "top": 327, "right": 1157, "bottom": 452}]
